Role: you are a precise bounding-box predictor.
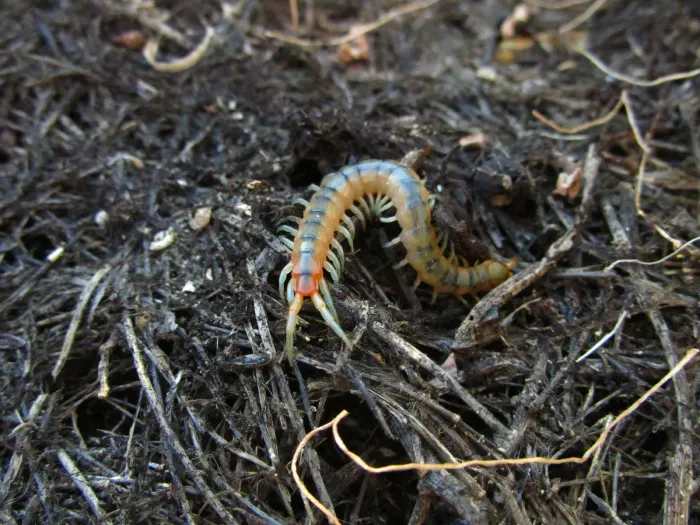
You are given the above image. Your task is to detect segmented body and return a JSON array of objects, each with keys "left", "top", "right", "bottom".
[{"left": 278, "top": 160, "right": 514, "bottom": 362}]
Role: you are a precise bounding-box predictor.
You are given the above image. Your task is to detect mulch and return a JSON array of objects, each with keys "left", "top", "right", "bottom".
[{"left": 1, "top": 1, "right": 698, "bottom": 524}]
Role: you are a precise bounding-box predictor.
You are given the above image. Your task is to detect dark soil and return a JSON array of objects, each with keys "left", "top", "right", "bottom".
[{"left": 1, "top": 1, "right": 699, "bottom": 524}]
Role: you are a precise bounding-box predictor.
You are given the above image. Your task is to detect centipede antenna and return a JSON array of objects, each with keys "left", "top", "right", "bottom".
[
  {"left": 279, "top": 261, "right": 293, "bottom": 300},
  {"left": 382, "top": 236, "right": 402, "bottom": 249},
  {"left": 330, "top": 238, "right": 345, "bottom": 271},
  {"left": 338, "top": 224, "right": 355, "bottom": 252},
  {"left": 349, "top": 204, "right": 367, "bottom": 229},
  {"left": 318, "top": 278, "right": 338, "bottom": 322},
  {"left": 277, "top": 224, "right": 298, "bottom": 237},
  {"left": 311, "top": 292, "right": 352, "bottom": 350},
  {"left": 380, "top": 215, "right": 397, "bottom": 223},
  {"left": 286, "top": 293, "right": 304, "bottom": 363},
  {"left": 293, "top": 197, "right": 310, "bottom": 208},
  {"left": 392, "top": 258, "right": 409, "bottom": 270}
]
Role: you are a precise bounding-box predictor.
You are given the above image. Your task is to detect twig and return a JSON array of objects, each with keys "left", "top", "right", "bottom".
[
  {"left": 122, "top": 316, "right": 239, "bottom": 524},
  {"left": 143, "top": 27, "right": 215, "bottom": 73},
  {"left": 576, "top": 310, "right": 628, "bottom": 362},
  {"left": 56, "top": 449, "right": 111, "bottom": 524},
  {"left": 621, "top": 91, "right": 650, "bottom": 153},
  {"left": 292, "top": 348, "right": 698, "bottom": 523},
  {"left": 261, "top": 0, "right": 440, "bottom": 48},
  {"left": 52, "top": 264, "right": 113, "bottom": 379},
  {"left": 559, "top": 0, "right": 609, "bottom": 33},
  {"left": 97, "top": 334, "right": 117, "bottom": 399},
  {"left": 576, "top": 47, "right": 700, "bottom": 87},
  {"left": 289, "top": 0, "right": 299, "bottom": 30},
  {"left": 532, "top": 92, "right": 624, "bottom": 134},
  {"left": 605, "top": 235, "right": 700, "bottom": 271},
  {"left": 526, "top": 0, "right": 591, "bottom": 9}
]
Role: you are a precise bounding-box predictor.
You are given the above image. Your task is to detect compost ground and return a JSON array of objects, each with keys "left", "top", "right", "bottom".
[{"left": 1, "top": 1, "right": 699, "bottom": 524}]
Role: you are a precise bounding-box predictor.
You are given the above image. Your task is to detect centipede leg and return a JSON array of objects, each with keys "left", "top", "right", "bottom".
[
  {"left": 308, "top": 184, "right": 320, "bottom": 192},
  {"left": 349, "top": 204, "right": 367, "bottom": 229},
  {"left": 326, "top": 249, "right": 342, "bottom": 279},
  {"left": 358, "top": 197, "right": 372, "bottom": 219},
  {"left": 275, "top": 215, "right": 301, "bottom": 229},
  {"left": 319, "top": 278, "right": 339, "bottom": 322},
  {"left": 286, "top": 278, "right": 296, "bottom": 304},
  {"left": 341, "top": 214, "right": 356, "bottom": 238},
  {"left": 430, "top": 289, "right": 439, "bottom": 304},
  {"left": 380, "top": 215, "right": 397, "bottom": 223},
  {"left": 324, "top": 260, "right": 340, "bottom": 284},
  {"left": 279, "top": 261, "right": 293, "bottom": 301},
  {"left": 392, "top": 258, "right": 409, "bottom": 269},
  {"left": 382, "top": 236, "right": 402, "bottom": 249},
  {"left": 286, "top": 293, "right": 304, "bottom": 363},
  {"left": 277, "top": 224, "right": 298, "bottom": 237},
  {"left": 412, "top": 277, "right": 421, "bottom": 291},
  {"left": 338, "top": 224, "right": 355, "bottom": 252},
  {"left": 280, "top": 237, "right": 294, "bottom": 250},
  {"left": 311, "top": 291, "right": 352, "bottom": 350},
  {"left": 331, "top": 238, "right": 345, "bottom": 271},
  {"left": 293, "top": 197, "right": 310, "bottom": 208}
]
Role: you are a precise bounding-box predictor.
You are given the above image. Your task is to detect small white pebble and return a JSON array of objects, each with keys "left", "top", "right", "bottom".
[
  {"left": 94, "top": 210, "right": 109, "bottom": 227},
  {"left": 189, "top": 207, "right": 212, "bottom": 230},
  {"left": 234, "top": 203, "right": 252, "bottom": 217},
  {"left": 176, "top": 179, "right": 188, "bottom": 188},
  {"left": 231, "top": 111, "right": 244, "bottom": 121},
  {"left": 182, "top": 281, "right": 196, "bottom": 293},
  {"left": 476, "top": 65, "right": 498, "bottom": 82},
  {"left": 150, "top": 227, "right": 176, "bottom": 251}
]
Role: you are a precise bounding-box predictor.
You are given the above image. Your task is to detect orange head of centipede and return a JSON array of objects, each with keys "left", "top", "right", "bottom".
[{"left": 294, "top": 271, "right": 320, "bottom": 296}]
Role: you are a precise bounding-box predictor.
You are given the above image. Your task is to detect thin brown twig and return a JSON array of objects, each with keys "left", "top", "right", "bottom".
[
  {"left": 292, "top": 348, "right": 698, "bottom": 522},
  {"left": 289, "top": 0, "right": 299, "bottom": 31},
  {"left": 291, "top": 418, "right": 343, "bottom": 525},
  {"left": 143, "top": 26, "right": 215, "bottom": 73},
  {"left": 577, "top": 47, "right": 700, "bottom": 87},
  {"left": 559, "top": 0, "right": 609, "bottom": 33},
  {"left": 621, "top": 91, "right": 650, "bottom": 153},
  {"left": 262, "top": 0, "right": 440, "bottom": 48},
  {"left": 532, "top": 92, "right": 624, "bottom": 134},
  {"left": 526, "top": 0, "right": 591, "bottom": 9},
  {"left": 52, "top": 264, "right": 113, "bottom": 379},
  {"left": 605, "top": 235, "right": 700, "bottom": 271}
]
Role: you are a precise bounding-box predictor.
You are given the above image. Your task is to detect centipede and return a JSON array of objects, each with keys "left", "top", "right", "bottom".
[{"left": 277, "top": 159, "right": 515, "bottom": 362}]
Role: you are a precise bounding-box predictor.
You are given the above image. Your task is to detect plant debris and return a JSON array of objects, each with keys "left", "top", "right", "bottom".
[{"left": 1, "top": 1, "right": 698, "bottom": 524}]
